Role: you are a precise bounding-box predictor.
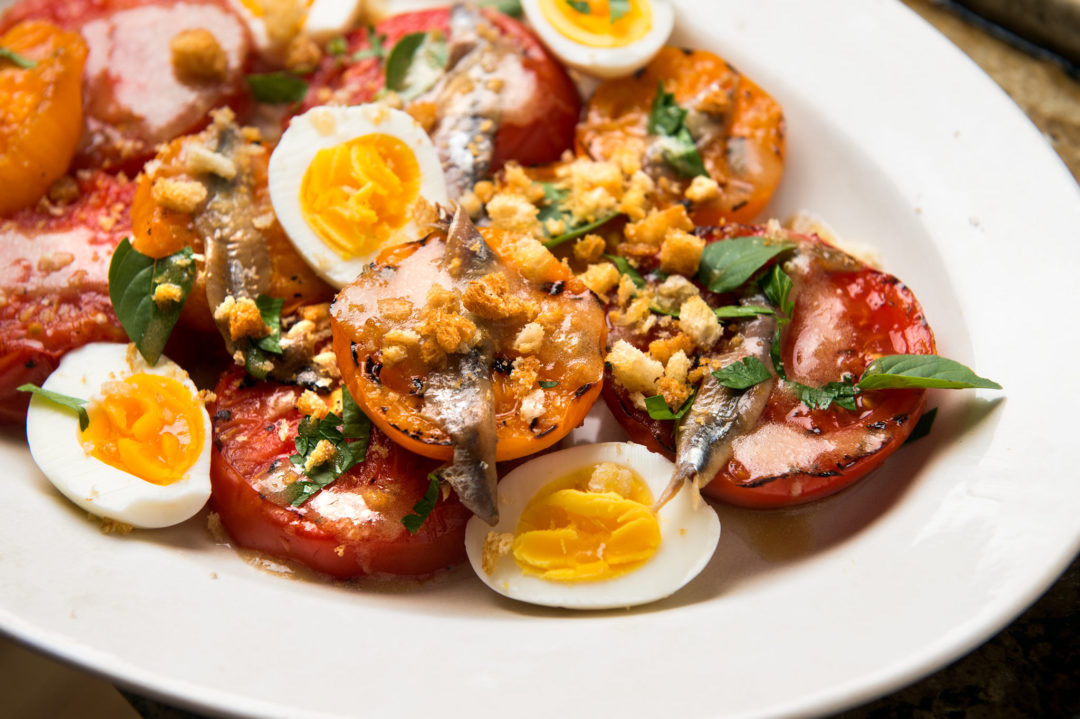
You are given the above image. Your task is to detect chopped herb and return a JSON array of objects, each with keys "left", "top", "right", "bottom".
[
  {"left": 564, "top": 0, "right": 591, "bottom": 12},
  {"left": 609, "top": 0, "right": 630, "bottom": 22},
  {"left": 326, "top": 36, "right": 347, "bottom": 56},
  {"left": 246, "top": 72, "right": 308, "bottom": 104},
  {"left": 857, "top": 355, "right": 1002, "bottom": 390},
  {"left": 18, "top": 384, "right": 89, "bottom": 431},
  {"left": 697, "top": 236, "right": 795, "bottom": 294},
  {"left": 713, "top": 304, "right": 775, "bottom": 319},
  {"left": 644, "top": 388, "right": 698, "bottom": 420},
  {"left": 289, "top": 387, "right": 372, "bottom": 506},
  {"left": 905, "top": 407, "right": 937, "bottom": 444},
  {"left": 478, "top": 0, "right": 523, "bottom": 16},
  {"left": 544, "top": 212, "right": 618, "bottom": 248},
  {"left": 760, "top": 264, "right": 794, "bottom": 320},
  {"left": 402, "top": 472, "right": 441, "bottom": 534},
  {"left": 787, "top": 377, "right": 859, "bottom": 411},
  {"left": 712, "top": 356, "right": 773, "bottom": 390},
  {"left": 648, "top": 83, "right": 708, "bottom": 179},
  {"left": 539, "top": 380, "right": 560, "bottom": 389},
  {"left": 243, "top": 295, "right": 284, "bottom": 380},
  {"left": 0, "top": 46, "right": 36, "bottom": 69},
  {"left": 385, "top": 31, "right": 448, "bottom": 101},
  {"left": 603, "top": 253, "right": 645, "bottom": 289},
  {"left": 351, "top": 27, "right": 387, "bottom": 61},
  {"left": 649, "top": 305, "right": 680, "bottom": 318},
  {"left": 537, "top": 181, "right": 618, "bottom": 248},
  {"left": 108, "top": 240, "right": 196, "bottom": 365}
]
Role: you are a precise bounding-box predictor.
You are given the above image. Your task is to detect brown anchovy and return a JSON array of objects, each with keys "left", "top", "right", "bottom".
[
  {"left": 419, "top": 207, "right": 499, "bottom": 523},
  {"left": 655, "top": 293, "right": 778, "bottom": 509}
]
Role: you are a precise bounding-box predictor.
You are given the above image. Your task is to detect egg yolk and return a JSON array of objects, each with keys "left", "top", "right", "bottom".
[
  {"left": 81, "top": 373, "right": 205, "bottom": 485},
  {"left": 512, "top": 463, "right": 661, "bottom": 581},
  {"left": 299, "top": 133, "right": 421, "bottom": 260},
  {"left": 538, "top": 0, "right": 652, "bottom": 48}
]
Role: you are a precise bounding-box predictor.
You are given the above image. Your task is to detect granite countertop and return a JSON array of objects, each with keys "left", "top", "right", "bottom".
[{"left": 2, "top": 1, "right": 1078, "bottom": 717}]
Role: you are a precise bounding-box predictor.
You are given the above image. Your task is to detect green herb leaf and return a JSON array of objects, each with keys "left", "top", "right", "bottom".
[
  {"left": 385, "top": 31, "right": 448, "bottom": 101},
  {"left": 544, "top": 213, "right": 618, "bottom": 248},
  {"left": 341, "top": 386, "right": 372, "bottom": 445},
  {"left": 289, "top": 397, "right": 373, "bottom": 506},
  {"left": 18, "top": 384, "right": 89, "bottom": 430},
  {"left": 770, "top": 325, "right": 786, "bottom": 380},
  {"left": 477, "top": 0, "right": 524, "bottom": 16},
  {"left": 713, "top": 304, "right": 775, "bottom": 319},
  {"left": 761, "top": 264, "right": 794, "bottom": 320},
  {"left": 564, "top": 0, "right": 591, "bottom": 13},
  {"left": 539, "top": 380, "right": 559, "bottom": 389},
  {"left": 712, "top": 356, "right": 772, "bottom": 390},
  {"left": 648, "top": 82, "right": 686, "bottom": 136},
  {"left": 0, "top": 46, "right": 36, "bottom": 69},
  {"left": 402, "top": 472, "right": 441, "bottom": 534},
  {"left": 326, "top": 36, "right": 347, "bottom": 56},
  {"left": 242, "top": 295, "right": 284, "bottom": 380},
  {"left": 649, "top": 305, "right": 680, "bottom": 317},
  {"left": 857, "top": 355, "right": 1002, "bottom": 391},
  {"left": 351, "top": 27, "right": 387, "bottom": 61},
  {"left": 904, "top": 407, "right": 937, "bottom": 444},
  {"left": 246, "top": 72, "right": 308, "bottom": 103},
  {"left": 537, "top": 181, "right": 619, "bottom": 247},
  {"left": 603, "top": 254, "right": 645, "bottom": 289},
  {"left": 786, "top": 377, "right": 859, "bottom": 411},
  {"left": 644, "top": 388, "right": 698, "bottom": 420},
  {"left": 647, "top": 83, "right": 708, "bottom": 178},
  {"left": 697, "top": 236, "right": 795, "bottom": 294},
  {"left": 609, "top": 0, "right": 630, "bottom": 22},
  {"left": 108, "top": 240, "right": 196, "bottom": 365}
]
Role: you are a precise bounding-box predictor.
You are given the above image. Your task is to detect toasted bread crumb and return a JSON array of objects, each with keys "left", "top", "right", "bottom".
[
  {"left": 152, "top": 177, "right": 207, "bottom": 214},
  {"left": 170, "top": 28, "right": 228, "bottom": 82}
]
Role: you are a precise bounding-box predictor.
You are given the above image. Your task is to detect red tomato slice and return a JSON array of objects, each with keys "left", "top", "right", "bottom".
[
  {"left": 300, "top": 7, "right": 580, "bottom": 171},
  {"left": 602, "top": 224, "right": 936, "bottom": 508},
  {"left": 210, "top": 368, "right": 472, "bottom": 578},
  {"left": 0, "top": 171, "right": 134, "bottom": 423}
]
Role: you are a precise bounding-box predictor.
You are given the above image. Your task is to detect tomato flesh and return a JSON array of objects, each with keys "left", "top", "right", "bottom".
[{"left": 210, "top": 369, "right": 471, "bottom": 578}]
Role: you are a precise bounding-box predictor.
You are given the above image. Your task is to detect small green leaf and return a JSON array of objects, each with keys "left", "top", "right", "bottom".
[
  {"left": 564, "top": 0, "right": 590, "bottom": 12},
  {"left": 609, "top": 0, "right": 630, "bottom": 22},
  {"left": 326, "top": 36, "right": 347, "bottom": 56},
  {"left": 246, "top": 72, "right": 308, "bottom": 103},
  {"left": 770, "top": 325, "right": 785, "bottom": 380},
  {"left": 761, "top": 264, "right": 794, "bottom": 319},
  {"left": 478, "top": 0, "right": 523, "bottom": 16},
  {"left": 539, "top": 380, "right": 559, "bottom": 389},
  {"left": 857, "top": 355, "right": 1002, "bottom": 391},
  {"left": 603, "top": 254, "right": 645, "bottom": 289},
  {"left": 108, "top": 240, "right": 196, "bottom": 365},
  {"left": 288, "top": 398, "right": 373, "bottom": 506},
  {"left": 402, "top": 472, "right": 441, "bottom": 534},
  {"left": 351, "top": 27, "right": 387, "bottom": 61},
  {"left": 648, "top": 82, "right": 686, "bottom": 136},
  {"left": 649, "top": 305, "right": 679, "bottom": 318},
  {"left": 697, "top": 236, "right": 795, "bottom": 294},
  {"left": 18, "top": 384, "right": 89, "bottom": 431},
  {"left": 712, "top": 357, "right": 772, "bottom": 390},
  {"left": 647, "top": 83, "right": 708, "bottom": 178},
  {"left": 644, "top": 388, "right": 698, "bottom": 421},
  {"left": 341, "top": 386, "right": 371, "bottom": 452},
  {"left": 243, "top": 295, "right": 284, "bottom": 380},
  {"left": 713, "top": 304, "right": 775, "bottom": 319},
  {"left": 787, "top": 378, "right": 858, "bottom": 411},
  {"left": 905, "top": 407, "right": 937, "bottom": 444},
  {"left": 537, "top": 181, "right": 619, "bottom": 247},
  {"left": 385, "top": 31, "right": 448, "bottom": 100},
  {"left": 0, "top": 46, "right": 36, "bottom": 69},
  {"left": 544, "top": 212, "right": 618, "bottom": 248}
]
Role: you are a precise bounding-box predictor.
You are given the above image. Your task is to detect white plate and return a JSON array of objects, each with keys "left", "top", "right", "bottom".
[{"left": 3, "top": 1, "right": 1080, "bottom": 717}]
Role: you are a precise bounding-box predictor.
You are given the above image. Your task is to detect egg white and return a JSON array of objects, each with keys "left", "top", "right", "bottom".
[
  {"left": 268, "top": 104, "right": 449, "bottom": 289},
  {"left": 465, "top": 442, "right": 720, "bottom": 610},
  {"left": 226, "top": 0, "right": 366, "bottom": 59},
  {"left": 521, "top": 0, "right": 675, "bottom": 79},
  {"left": 25, "top": 343, "right": 213, "bottom": 529}
]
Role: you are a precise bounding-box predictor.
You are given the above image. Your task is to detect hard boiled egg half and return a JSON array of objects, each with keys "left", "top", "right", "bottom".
[
  {"left": 25, "top": 343, "right": 212, "bottom": 529},
  {"left": 465, "top": 442, "right": 720, "bottom": 609},
  {"left": 522, "top": 0, "right": 674, "bottom": 79},
  {"left": 269, "top": 104, "right": 449, "bottom": 288},
  {"left": 229, "top": 0, "right": 367, "bottom": 60}
]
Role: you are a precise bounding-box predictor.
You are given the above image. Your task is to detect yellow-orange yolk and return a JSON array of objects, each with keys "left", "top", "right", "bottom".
[
  {"left": 538, "top": 0, "right": 652, "bottom": 48},
  {"left": 512, "top": 464, "right": 661, "bottom": 581},
  {"left": 237, "top": 0, "right": 313, "bottom": 18},
  {"left": 80, "top": 373, "right": 205, "bottom": 486},
  {"left": 299, "top": 133, "right": 421, "bottom": 260}
]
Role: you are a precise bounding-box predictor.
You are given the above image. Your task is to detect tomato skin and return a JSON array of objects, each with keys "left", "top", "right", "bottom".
[
  {"left": 602, "top": 225, "right": 936, "bottom": 508},
  {"left": 300, "top": 8, "right": 580, "bottom": 171},
  {"left": 210, "top": 369, "right": 471, "bottom": 578}
]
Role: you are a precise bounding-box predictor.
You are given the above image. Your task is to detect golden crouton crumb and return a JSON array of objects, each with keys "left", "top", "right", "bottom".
[
  {"left": 47, "top": 176, "right": 80, "bottom": 205},
  {"left": 304, "top": 439, "right": 337, "bottom": 473},
  {"left": 285, "top": 33, "right": 322, "bottom": 73},
  {"left": 578, "top": 262, "right": 621, "bottom": 300},
  {"left": 98, "top": 516, "right": 134, "bottom": 535},
  {"left": 381, "top": 345, "right": 407, "bottom": 366},
  {"left": 519, "top": 389, "right": 546, "bottom": 423},
  {"left": 544, "top": 217, "right": 567, "bottom": 236},
  {"left": 659, "top": 228, "right": 706, "bottom": 276},
  {"left": 459, "top": 190, "right": 484, "bottom": 218},
  {"left": 377, "top": 297, "right": 414, "bottom": 322},
  {"left": 606, "top": 339, "right": 663, "bottom": 394},
  {"left": 678, "top": 295, "right": 722, "bottom": 350},
  {"left": 586, "top": 462, "right": 634, "bottom": 496},
  {"left": 615, "top": 274, "right": 637, "bottom": 307},
  {"left": 648, "top": 333, "right": 695, "bottom": 366},
  {"left": 384, "top": 328, "right": 420, "bottom": 347},
  {"left": 617, "top": 170, "right": 654, "bottom": 221},
  {"left": 482, "top": 531, "right": 514, "bottom": 574},
  {"left": 185, "top": 144, "right": 237, "bottom": 180},
  {"left": 418, "top": 288, "right": 478, "bottom": 357},
  {"left": 152, "top": 177, "right": 207, "bottom": 214},
  {"left": 333, "top": 544, "right": 346, "bottom": 557},
  {"left": 170, "top": 28, "right": 228, "bottom": 82},
  {"left": 512, "top": 322, "right": 545, "bottom": 355},
  {"left": 624, "top": 206, "right": 694, "bottom": 247},
  {"left": 429, "top": 312, "right": 478, "bottom": 353},
  {"left": 462, "top": 272, "right": 537, "bottom": 321},
  {"left": 502, "top": 162, "right": 546, "bottom": 203},
  {"left": 685, "top": 175, "right": 720, "bottom": 204},
  {"left": 296, "top": 389, "right": 329, "bottom": 419},
  {"left": 509, "top": 356, "right": 540, "bottom": 395},
  {"left": 152, "top": 282, "right": 183, "bottom": 307},
  {"left": 405, "top": 101, "right": 439, "bottom": 134},
  {"left": 419, "top": 338, "right": 446, "bottom": 367},
  {"left": 499, "top": 234, "right": 558, "bottom": 284},
  {"left": 299, "top": 303, "right": 331, "bottom": 323},
  {"left": 473, "top": 180, "right": 496, "bottom": 204},
  {"left": 216, "top": 296, "right": 269, "bottom": 342},
  {"left": 573, "top": 234, "right": 607, "bottom": 264},
  {"left": 657, "top": 376, "right": 691, "bottom": 410},
  {"left": 197, "top": 389, "right": 217, "bottom": 406},
  {"left": 486, "top": 192, "right": 540, "bottom": 234}
]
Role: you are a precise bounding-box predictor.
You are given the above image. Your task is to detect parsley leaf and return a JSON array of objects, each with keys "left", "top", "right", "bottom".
[
  {"left": 539, "top": 380, "right": 560, "bottom": 388},
  {"left": 712, "top": 357, "right": 773, "bottom": 390},
  {"left": 18, "top": 384, "right": 89, "bottom": 430},
  {"left": 537, "top": 181, "right": 618, "bottom": 248},
  {"left": 402, "top": 472, "right": 441, "bottom": 534},
  {"left": 603, "top": 253, "right": 645, "bottom": 289},
  {"left": 857, "top": 355, "right": 1002, "bottom": 390},
  {"left": 477, "top": 0, "right": 524, "bottom": 16},
  {"left": 713, "top": 304, "right": 775, "bottom": 319},
  {"left": 564, "top": 0, "right": 590, "bottom": 12},
  {"left": 644, "top": 388, "right": 698, "bottom": 420},
  {"left": 243, "top": 295, "right": 284, "bottom": 380},
  {"left": 787, "top": 377, "right": 859, "bottom": 411},
  {"left": 0, "top": 46, "right": 36, "bottom": 69},
  {"left": 246, "top": 72, "right": 308, "bottom": 103},
  {"left": 648, "top": 83, "right": 708, "bottom": 179},
  {"left": 761, "top": 264, "right": 794, "bottom": 320},
  {"left": 289, "top": 387, "right": 372, "bottom": 506},
  {"left": 385, "top": 31, "right": 448, "bottom": 100},
  {"left": 697, "top": 236, "right": 795, "bottom": 294},
  {"left": 609, "top": 0, "right": 630, "bottom": 22},
  {"left": 351, "top": 27, "right": 387, "bottom": 61},
  {"left": 108, "top": 240, "right": 196, "bottom": 365}
]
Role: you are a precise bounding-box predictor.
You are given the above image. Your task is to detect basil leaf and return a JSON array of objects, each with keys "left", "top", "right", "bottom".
[
  {"left": 644, "top": 388, "right": 697, "bottom": 420},
  {"left": 786, "top": 378, "right": 858, "bottom": 411},
  {"left": 603, "top": 254, "right": 645, "bottom": 289},
  {"left": 564, "top": 0, "right": 590, "bottom": 12},
  {"left": 761, "top": 264, "right": 794, "bottom": 319},
  {"left": 326, "top": 36, "right": 347, "bottom": 56},
  {"left": 658, "top": 127, "right": 708, "bottom": 178},
  {"left": 857, "top": 355, "right": 1001, "bottom": 390},
  {"left": 713, "top": 304, "right": 775, "bottom": 319},
  {"left": 538, "top": 182, "right": 619, "bottom": 247},
  {"left": 905, "top": 407, "right": 937, "bottom": 445},
  {"left": 478, "top": 0, "right": 523, "bottom": 16},
  {"left": 246, "top": 72, "right": 308, "bottom": 103},
  {"left": 18, "top": 384, "right": 89, "bottom": 430},
  {"left": 712, "top": 356, "right": 772, "bottom": 390},
  {"left": 697, "top": 236, "right": 795, "bottom": 294},
  {"left": 770, "top": 325, "right": 786, "bottom": 380},
  {"left": 289, "top": 399, "right": 372, "bottom": 506},
  {"left": 650, "top": 305, "right": 679, "bottom": 318},
  {"left": 108, "top": 240, "right": 196, "bottom": 365},
  {"left": 242, "top": 295, "right": 284, "bottom": 380},
  {"left": 539, "top": 380, "right": 559, "bottom": 389},
  {"left": 351, "top": 27, "right": 387, "bottom": 61},
  {"left": 609, "top": 0, "right": 630, "bottom": 22},
  {"left": 0, "top": 46, "right": 36, "bottom": 69},
  {"left": 385, "top": 31, "right": 448, "bottom": 100},
  {"left": 341, "top": 386, "right": 372, "bottom": 448},
  {"left": 402, "top": 472, "right": 441, "bottom": 534},
  {"left": 648, "top": 82, "right": 686, "bottom": 136}
]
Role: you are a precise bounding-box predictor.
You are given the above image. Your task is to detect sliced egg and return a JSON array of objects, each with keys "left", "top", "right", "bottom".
[
  {"left": 465, "top": 442, "right": 720, "bottom": 609},
  {"left": 25, "top": 343, "right": 212, "bottom": 529},
  {"left": 228, "top": 0, "right": 366, "bottom": 59},
  {"left": 522, "top": 0, "right": 674, "bottom": 79},
  {"left": 269, "top": 104, "right": 449, "bottom": 288}
]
